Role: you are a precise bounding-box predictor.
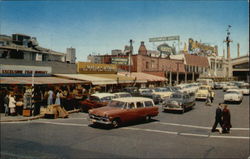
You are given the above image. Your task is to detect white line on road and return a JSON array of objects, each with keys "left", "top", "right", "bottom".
[
  {"left": 155, "top": 122, "right": 250, "bottom": 131},
  {"left": 3, "top": 120, "right": 249, "bottom": 140}
]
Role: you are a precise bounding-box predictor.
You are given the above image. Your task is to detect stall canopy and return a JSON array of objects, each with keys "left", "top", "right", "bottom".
[
  {"left": 118, "top": 72, "right": 166, "bottom": 82},
  {"left": 54, "top": 74, "right": 145, "bottom": 85},
  {"left": 0, "top": 77, "right": 86, "bottom": 85}
]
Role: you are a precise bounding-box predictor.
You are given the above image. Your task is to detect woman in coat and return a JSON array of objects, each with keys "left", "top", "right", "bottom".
[
  {"left": 55, "top": 90, "right": 61, "bottom": 105},
  {"left": 8, "top": 93, "right": 16, "bottom": 116},
  {"left": 222, "top": 104, "right": 232, "bottom": 133}
]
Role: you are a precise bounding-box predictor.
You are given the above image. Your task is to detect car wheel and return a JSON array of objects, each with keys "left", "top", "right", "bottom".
[
  {"left": 182, "top": 106, "right": 185, "bottom": 114},
  {"left": 112, "top": 119, "right": 120, "bottom": 128},
  {"left": 145, "top": 115, "right": 151, "bottom": 122}
]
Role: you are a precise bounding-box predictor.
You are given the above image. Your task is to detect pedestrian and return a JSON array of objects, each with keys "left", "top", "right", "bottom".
[
  {"left": 3, "top": 92, "right": 9, "bottom": 116},
  {"left": 211, "top": 103, "right": 223, "bottom": 132},
  {"left": 8, "top": 93, "right": 16, "bottom": 116},
  {"left": 205, "top": 94, "right": 211, "bottom": 106},
  {"left": 47, "top": 88, "right": 54, "bottom": 106},
  {"left": 210, "top": 90, "right": 214, "bottom": 103},
  {"left": 55, "top": 90, "right": 61, "bottom": 105},
  {"left": 222, "top": 104, "right": 232, "bottom": 133}
]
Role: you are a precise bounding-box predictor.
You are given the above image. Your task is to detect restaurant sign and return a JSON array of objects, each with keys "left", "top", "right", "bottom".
[
  {"left": 0, "top": 64, "right": 51, "bottom": 76},
  {"left": 77, "top": 62, "right": 117, "bottom": 74}
]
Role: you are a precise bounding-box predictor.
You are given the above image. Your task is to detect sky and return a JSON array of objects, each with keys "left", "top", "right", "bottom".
[{"left": 0, "top": 0, "right": 249, "bottom": 61}]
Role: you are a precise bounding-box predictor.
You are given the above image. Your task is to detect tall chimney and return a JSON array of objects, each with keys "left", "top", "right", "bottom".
[
  {"left": 237, "top": 43, "right": 240, "bottom": 57},
  {"left": 223, "top": 49, "right": 225, "bottom": 58}
]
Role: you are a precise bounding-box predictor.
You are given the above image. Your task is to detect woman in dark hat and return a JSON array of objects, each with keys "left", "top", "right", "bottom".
[{"left": 222, "top": 104, "right": 232, "bottom": 133}]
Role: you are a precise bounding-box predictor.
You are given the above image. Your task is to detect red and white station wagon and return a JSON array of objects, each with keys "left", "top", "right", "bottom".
[{"left": 88, "top": 97, "right": 159, "bottom": 128}]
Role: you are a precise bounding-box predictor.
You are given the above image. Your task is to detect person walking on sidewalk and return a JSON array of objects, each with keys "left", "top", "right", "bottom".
[
  {"left": 211, "top": 103, "right": 223, "bottom": 132},
  {"left": 55, "top": 90, "right": 61, "bottom": 105},
  {"left": 222, "top": 104, "right": 232, "bottom": 133},
  {"left": 4, "top": 92, "right": 9, "bottom": 116}
]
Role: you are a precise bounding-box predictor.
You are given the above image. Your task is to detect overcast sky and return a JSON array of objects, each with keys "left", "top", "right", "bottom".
[{"left": 1, "top": 0, "right": 248, "bottom": 61}]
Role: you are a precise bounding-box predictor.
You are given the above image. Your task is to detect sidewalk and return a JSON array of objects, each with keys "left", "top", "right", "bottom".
[{"left": 0, "top": 109, "right": 81, "bottom": 122}]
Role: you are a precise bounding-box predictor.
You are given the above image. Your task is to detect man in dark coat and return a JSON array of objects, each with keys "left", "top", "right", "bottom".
[
  {"left": 222, "top": 104, "right": 232, "bottom": 133},
  {"left": 211, "top": 103, "right": 223, "bottom": 132}
]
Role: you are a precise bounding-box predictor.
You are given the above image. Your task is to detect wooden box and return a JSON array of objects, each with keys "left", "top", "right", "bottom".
[{"left": 23, "top": 109, "right": 32, "bottom": 117}]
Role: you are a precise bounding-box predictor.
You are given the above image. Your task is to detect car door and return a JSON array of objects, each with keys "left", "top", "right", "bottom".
[
  {"left": 122, "top": 102, "right": 138, "bottom": 122},
  {"left": 135, "top": 101, "right": 146, "bottom": 120}
]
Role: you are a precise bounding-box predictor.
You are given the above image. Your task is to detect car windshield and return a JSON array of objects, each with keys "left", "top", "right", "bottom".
[
  {"left": 227, "top": 91, "right": 240, "bottom": 94},
  {"left": 171, "top": 94, "right": 183, "bottom": 99},
  {"left": 100, "top": 96, "right": 114, "bottom": 102},
  {"left": 155, "top": 88, "right": 169, "bottom": 92},
  {"left": 199, "top": 87, "right": 208, "bottom": 90},
  {"left": 119, "top": 93, "right": 132, "bottom": 98},
  {"left": 108, "top": 101, "right": 126, "bottom": 108}
]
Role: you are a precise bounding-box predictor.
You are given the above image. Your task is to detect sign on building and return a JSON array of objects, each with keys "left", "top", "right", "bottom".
[
  {"left": 77, "top": 62, "right": 117, "bottom": 74},
  {"left": 188, "top": 38, "right": 217, "bottom": 55},
  {"left": 157, "top": 43, "right": 176, "bottom": 57},
  {"left": 149, "top": 36, "right": 180, "bottom": 42},
  {"left": 0, "top": 64, "right": 52, "bottom": 76},
  {"left": 111, "top": 57, "right": 129, "bottom": 65}
]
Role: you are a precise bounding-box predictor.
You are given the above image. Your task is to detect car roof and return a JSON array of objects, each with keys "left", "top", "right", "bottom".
[
  {"left": 112, "top": 97, "right": 153, "bottom": 103},
  {"left": 91, "top": 93, "right": 115, "bottom": 98},
  {"left": 113, "top": 92, "right": 131, "bottom": 95}
]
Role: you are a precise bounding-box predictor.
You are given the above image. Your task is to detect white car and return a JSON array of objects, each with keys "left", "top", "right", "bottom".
[
  {"left": 224, "top": 90, "right": 243, "bottom": 103},
  {"left": 223, "top": 85, "right": 238, "bottom": 92},
  {"left": 239, "top": 87, "right": 250, "bottom": 95}
]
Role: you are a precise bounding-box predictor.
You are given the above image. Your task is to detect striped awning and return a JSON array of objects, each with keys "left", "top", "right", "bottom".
[
  {"left": 118, "top": 72, "right": 166, "bottom": 82},
  {"left": 0, "top": 77, "right": 86, "bottom": 85}
]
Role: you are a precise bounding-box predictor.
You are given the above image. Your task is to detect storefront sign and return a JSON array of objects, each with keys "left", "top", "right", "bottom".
[
  {"left": 78, "top": 62, "right": 117, "bottom": 74},
  {"left": 188, "top": 38, "right": 217, "bottom": 54},
  {"left": 149, "top": 36, "right": 180, "bottom": 42},
  {"left": 36, "top": 53, "right": 42, "bottom": 61},
  {"left": 0, "top": 64, "right": 51, "bottom": 76},
  {"left": 111, "top": 57, "right": 129, "bottom": 65}
]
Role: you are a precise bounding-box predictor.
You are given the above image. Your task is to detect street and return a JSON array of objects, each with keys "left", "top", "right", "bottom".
[{"left": 1, "top": 90, "right": 249, "bottom": 159}]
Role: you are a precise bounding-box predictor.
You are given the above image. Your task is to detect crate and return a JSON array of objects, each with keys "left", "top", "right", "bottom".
[{"left": 23, "top": 109, "right": 32, "bottom": 117}]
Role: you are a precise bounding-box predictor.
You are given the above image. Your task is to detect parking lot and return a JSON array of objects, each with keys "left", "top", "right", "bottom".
[{"left": 1, "top": 89, "right": 249, "bottom": 158}]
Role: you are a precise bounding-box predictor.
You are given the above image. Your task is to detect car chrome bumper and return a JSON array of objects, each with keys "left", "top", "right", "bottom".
[{"left": 89, "top": 117, "right": 112, "bottom": 125}]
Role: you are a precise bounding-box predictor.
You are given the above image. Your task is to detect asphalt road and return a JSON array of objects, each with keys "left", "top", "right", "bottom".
[{"left": 1, "top": 90, "right": 249, "bottom": 159}]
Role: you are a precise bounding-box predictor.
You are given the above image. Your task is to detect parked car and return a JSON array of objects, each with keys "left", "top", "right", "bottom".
[
  {"left": 224, "top": 90, "right": 243, "bottom": 104},
  {"left": 152, "top": 87, "right": 175, "bottom": 104},
  {"left": 123, "top": 87, "right": 140, "bottom": 96},
  {"left": 197, "top": 78, "right": 214, "bottom": 88},
  {"left": 162, "top": 92, "right": 195, "bottom": 113},
  {"left": 113, "top": 92, "right": 132, "bottom": 98},
  {"left": 223, "top": 83, "right": 238, "bottom": 92},
  {"left": 79, "top": 93, "right": 115, "bottom": 112},
  {"left": 195, "top": 85, "right": 215, "bottom": 100},
  {"left": 239, "top": 86, "right": 250, "bottom": 95},
  {"left": 214, "top": 82, "right": 224, "bottom": 89},
  {"left": 138, "top": 88, "right": 154, "bottom": 97},
  {"left": 88, "top": 97, "right": 159, "bottom": 128}
]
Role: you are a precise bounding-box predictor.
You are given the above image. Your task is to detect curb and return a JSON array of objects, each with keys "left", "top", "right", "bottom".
[{"left": 0, "top": 109, "right": 81, "bottom": 122}]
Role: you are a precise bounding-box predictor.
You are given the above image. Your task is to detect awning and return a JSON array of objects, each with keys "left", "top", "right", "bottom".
[
  {"left": 55, "top": 74, "right": 117, "bottom": 85},
  {"left": 54, "top": 74, "right": 146, "bottom": 85},
  {"left": 0, "top": 77, "right": 86, "bottom": 85},
  {"left": 118, "top": 72, "right": 166, "bottom": 82}
]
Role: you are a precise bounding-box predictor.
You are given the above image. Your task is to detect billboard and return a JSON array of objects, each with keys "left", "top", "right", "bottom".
[
  {"left": 188, "top": 38, "right": 217, "bottom": 55},
  {"left": 111, "top": 57, "right": 129, "bottom": 65},
  {"left": 157, "top": 43, "right": 176, "bottom": 57},
  {"left": 77, "top": 62, "right": 117, "bottom": 74},
  {"left": 149, "top": 36, "right": 180, "bottom": 42}
]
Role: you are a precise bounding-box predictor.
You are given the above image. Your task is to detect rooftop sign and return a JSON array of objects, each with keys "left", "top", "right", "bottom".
[{"left": 149, "top": 36, "right": 180, "bottom": 42}]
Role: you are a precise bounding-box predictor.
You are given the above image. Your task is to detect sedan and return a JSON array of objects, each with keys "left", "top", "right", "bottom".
[
  {"left": 162, "top": 92, "right": 195, "bottom": 113},
  {"left": 224, "top": 90, "right": 243, "bottom": 104}
]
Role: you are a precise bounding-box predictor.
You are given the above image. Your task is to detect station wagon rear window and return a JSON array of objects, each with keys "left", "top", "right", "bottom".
[{"left": 144, "top": 101, "right": 153, "bottom": 107}]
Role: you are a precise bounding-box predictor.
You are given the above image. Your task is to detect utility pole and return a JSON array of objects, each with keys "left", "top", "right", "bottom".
[
  {"left": 224, "top": 25, "right": 233, "bottom": 60},
  {"left": 223, "top": 25, "right": 233, "bottom": 78},
  {"left": 128, "top": 39, "right": 133, "bottom": 77}
]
